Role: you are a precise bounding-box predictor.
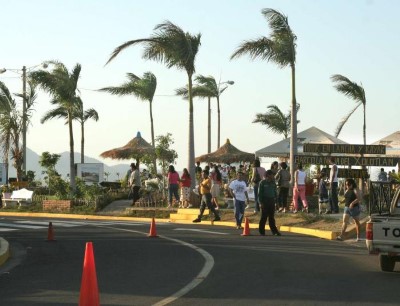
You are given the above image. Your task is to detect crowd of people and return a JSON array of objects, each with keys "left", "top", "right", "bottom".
[{"left": 124, "top": 157, "right": 374, "bottom": 239}]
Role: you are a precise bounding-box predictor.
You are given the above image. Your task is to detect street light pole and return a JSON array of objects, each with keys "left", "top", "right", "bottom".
[
  {"left": 217, "top": 80, "right": 234, "bottom": 149},
  {"left": 22, "top": 66, "right": 27, "bottom": 175}
]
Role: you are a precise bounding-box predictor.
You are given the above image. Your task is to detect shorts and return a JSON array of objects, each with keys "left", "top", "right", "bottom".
[
  {"left": 211, "top": 184, "right": 220, "bottom": 197},
  {"left": 344, "top": 205, "right": 361, "bottom": 218}
]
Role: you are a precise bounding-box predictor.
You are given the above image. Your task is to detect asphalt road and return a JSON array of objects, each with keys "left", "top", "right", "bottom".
[{"left": 0, "top": 216, "right": 398, "bottom": 306}]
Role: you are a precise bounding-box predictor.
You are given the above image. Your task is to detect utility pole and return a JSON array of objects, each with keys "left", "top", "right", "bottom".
[{"left": 22, "top": 65, "right": 27, "bottom": 176}]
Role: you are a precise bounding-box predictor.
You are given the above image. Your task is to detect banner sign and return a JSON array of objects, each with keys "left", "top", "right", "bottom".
[
  {"left": 303, "top": 143, "right": 386, "bottom": 155},
  {"left": 295, "top": 155, "right": 399, "bottom": 167}
]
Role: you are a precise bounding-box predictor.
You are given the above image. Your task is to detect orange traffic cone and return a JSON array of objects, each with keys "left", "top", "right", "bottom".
[
  {"left": 241, "top": 218, "right": 251, "bottom": 236},
  {"left": 79, "top": 242, "right": 100, "bottom": 306},
  {"left": 46, "top": 222, "right": 56, "bottom": 241},
  {"left": 148, "top": 217, "right": 159, "bottom": 238}
]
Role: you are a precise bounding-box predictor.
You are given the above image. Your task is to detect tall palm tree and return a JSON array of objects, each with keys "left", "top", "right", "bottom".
[
  {"left": 29, "top": 61, "right": 82, "bottom": 192},
  {"left": 331, "top": 74, "right": 367, "bottom": 145},
  {"left": 176, "top": 78, "right": 214, "bottom": 153},
  {"left": 99, "top": 72, "right": 157, "bottom": 171},
  {"left": 253, "top": 104, "right": 300, "bottom": 139},
  {"left": 0, "top": 81, "right": 18, "bottom": 181},
  {"left": 41, "top": 97, "right": 99, "bottom": 164},
  {"left": 231, "top": 8, "right": 298, "bottom": 181},
  {"left": 106, "top": 21, "right": 201, "bottom": 187}
]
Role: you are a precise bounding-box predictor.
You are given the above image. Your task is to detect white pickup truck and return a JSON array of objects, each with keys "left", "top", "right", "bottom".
[{"left": 366, "top": 186, "right": 400, "bottom": 272}]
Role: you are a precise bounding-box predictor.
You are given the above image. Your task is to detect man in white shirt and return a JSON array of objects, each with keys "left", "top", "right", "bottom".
[
  {"left": 229, "top": 172, "right": 250, "bottom": 229},
  {"left": 328, "top": 157, "right": 339, "bottom": 214}
]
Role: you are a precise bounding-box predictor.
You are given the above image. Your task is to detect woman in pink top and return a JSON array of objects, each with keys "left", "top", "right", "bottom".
[
  {"left": 167, "top": 165, "right": 180, "bottom": 208},
  {"left": 292, "top": 163, "right": 308, "bottom": 213}
]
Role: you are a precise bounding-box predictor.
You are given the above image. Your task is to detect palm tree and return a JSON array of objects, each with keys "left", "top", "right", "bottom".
[
  {"left": 40, "top": 97, "right": 99, "bottom": 164},
  {"left": 0, "top": 81, "right": 19, "bottom": 181},
  {"left": 331, "top": 74, "right": 367, "bottom": 145},
  {"left": 106, "top": 21, "right": 201, "bottom": 187},
  {"left": 176, "top": 78, "right": 214, "bottom": 153},
  {"left": 99, "top": 72, "right": 157, "bottom": 171},
  {"left": 74, "top": 98, "right": 99, "bottom": 163},
  {"left": 231, "top": 8, "right": 298, "bottom": 181},
  {"left": 29, "top": 61, "right": 82, "bottom": 192},
  {"left": 253, "top": 104, "right": 300, "bottom": 139}
]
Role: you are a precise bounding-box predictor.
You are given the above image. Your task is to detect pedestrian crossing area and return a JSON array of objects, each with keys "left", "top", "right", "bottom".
[{"left": 0, "top": 219, "right": 160, "bottom": 232}]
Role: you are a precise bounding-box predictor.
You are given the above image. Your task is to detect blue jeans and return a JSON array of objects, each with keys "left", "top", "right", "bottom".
[
  {"left": 329, "top": 182, "right": 339, "bottom": 212},
  {"left": 169, "top": 184, "right": 179, "bottom": 204},
  {"left": 234, "top": 199, "right": 246, "bottom": 226}
]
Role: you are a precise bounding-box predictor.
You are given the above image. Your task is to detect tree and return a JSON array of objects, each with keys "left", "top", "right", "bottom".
[
  {"left": 176, "top": 77, "right": 214, "bottom": 153},
  {"left": 231, "top": 8, "right": 298, "bottom": 181},
  {"left": 106, "top": 21, "right": 201, "bottom": 188},
  {"left": 253, "top": 104, "right": 300, "bottom": 139},
  {"left": 74, "top": 98, "right": 99, "bottom": 163},
  {"left": 331, "top": 74, "right": 367, "bottom": 145},
  {"left": 30, "top": 61, "right": 82, "bottom": 192},
  {"left": 40, "top": 97, "right": 99, "bottom": 164},
  {"left": 99, "top": 72, "right": 156, "bottom": 171}
]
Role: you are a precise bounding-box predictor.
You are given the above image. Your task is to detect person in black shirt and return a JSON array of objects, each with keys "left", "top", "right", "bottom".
[{"left": 337, "top": 178, "right": 361, "bottom": 241}]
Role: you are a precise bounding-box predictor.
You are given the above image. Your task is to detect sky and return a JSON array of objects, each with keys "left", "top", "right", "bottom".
[{"left": 1, "top": 0, "right": 399, "bottom": 175}]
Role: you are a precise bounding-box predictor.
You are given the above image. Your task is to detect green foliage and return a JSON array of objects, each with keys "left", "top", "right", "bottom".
[{"left": 155, "top": 133, "right": 178, "bottom": 173}]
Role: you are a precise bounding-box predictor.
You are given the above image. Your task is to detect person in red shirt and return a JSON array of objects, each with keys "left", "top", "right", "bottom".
[{"left": 179, "top": 168, "right": 192, "bottom": 208}]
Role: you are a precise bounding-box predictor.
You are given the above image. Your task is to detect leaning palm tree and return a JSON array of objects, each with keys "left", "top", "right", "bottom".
[
  {"left": 106, "top": 21, "right": 201, "bottom": 187},
  {"left": 99, "top": 72, "right": 157, "bottom": 171},
  {"left": 331, "top": 74, "right": 367, "bottom": 145},
  {"left": 231, "top": 8, "right": 298, "bottom": 181},
  {"left": 30, "top": 61, "right": 82, "bottom": 192}
]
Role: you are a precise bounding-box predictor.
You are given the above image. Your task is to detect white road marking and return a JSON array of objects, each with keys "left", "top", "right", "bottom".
[
  {"left": 174, "top": 228, "right": 228, "bottom": 235},
  {"left": 0, "top": 223, "right": 44, "bottom": 229},
  {"left": 95, "top": 225, "right": 215, "bottom": 306}
]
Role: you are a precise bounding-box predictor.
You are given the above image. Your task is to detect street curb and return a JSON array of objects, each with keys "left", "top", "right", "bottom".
[{"left": 0, "top": 237, "right": 10, "bottom": 266}]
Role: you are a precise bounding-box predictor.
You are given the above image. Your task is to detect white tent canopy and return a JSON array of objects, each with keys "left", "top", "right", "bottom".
[
  {"left": 255, "top": 126, "right": 348, "bottom": 158},
  {"left": 371, "top": 131, "right": 400, "bottom": 156}
]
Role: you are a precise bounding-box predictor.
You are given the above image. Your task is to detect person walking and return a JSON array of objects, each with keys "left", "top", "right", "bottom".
[
  {"left": 128, "top": 163, "right": 141, "bottom": 206},
  {"left": 318, "top": 171, "right": 329, "bottom": 214},
  {"left": 275, "top": 162, "right": 291, "bottom": 213},
  {"left": 193, "top": 170, "right": 221, "bottom": 223},
  {"left": 336, "top": 178, "right": 361, "bottom": 241},
  {"left": 249, "top": 159, "right": 266, "bottom": 213},
  {"left": 179, "top": 168, "right": 191, "bottom": 208},
  {"left": 167, "top": 165, "right": 180, "bottom": 209},
  {"left": 328, "top": 156, "right": 339, "bottom": 213},
  {"left": 210, "top": 165, "right": 222, "bottom": 210},
  {"left": 229, "top": 171, "right": 250, "bottom": 229},
  {"left": 292, "top": 163, "right": 309, "bottom": 213},
  {"left": 258, "top": 170, "right": 281, "bottom": 236}
]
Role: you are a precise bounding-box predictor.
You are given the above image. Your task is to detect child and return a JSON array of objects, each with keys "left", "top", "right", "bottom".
[
  {"left": 318, "top": 171, "right": 329, "bottom": 214},
  {"left": 337, "top": 178, "right": 361, "bottom": 241}
]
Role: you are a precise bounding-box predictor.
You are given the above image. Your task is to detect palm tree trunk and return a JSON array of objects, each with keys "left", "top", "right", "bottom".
[
  {"left": 81, "top": 122, "right": 84, "bottom": 164},
  {"left": 149, "top": 100, "right": 157, "bottom": 174},
  {"left": 363, "top": 103, "right": 366, "bottom": 146},
  {"left": 187, "top": 75, "right": 196, "bottom": 189},
  {"left": 207, "top": 97, "right": 211, "bottom": 153},
  {"left": 217, "top": 96, "right": 221, "bottom": 149},
  {"left": 289, "top": 63, "right": 297, "bottom": 184},
  {"left": 68, "top": 116, "right": 76, "bottom": 192}
]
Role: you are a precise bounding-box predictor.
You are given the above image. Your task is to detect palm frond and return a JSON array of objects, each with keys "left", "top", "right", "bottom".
[
  {"left": 331, "top": 74, "right": 366, "bottom": 104},
  {"left": 334, "top": 103, "right": 361, "bottom": 137}
]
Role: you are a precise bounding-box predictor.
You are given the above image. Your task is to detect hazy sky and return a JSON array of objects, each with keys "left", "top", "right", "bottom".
[{"left": 1, "top": 0, "right": 399, "bottom": 173}]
